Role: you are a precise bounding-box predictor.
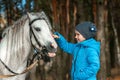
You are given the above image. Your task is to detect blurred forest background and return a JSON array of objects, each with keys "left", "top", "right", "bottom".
[{"left": 0, "top": 0, "right": 120, "bottom": 80}]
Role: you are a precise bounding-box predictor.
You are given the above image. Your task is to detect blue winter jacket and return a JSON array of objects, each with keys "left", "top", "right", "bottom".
[{"left": 54, "top": 32, "right": 100, "bottom": 80}]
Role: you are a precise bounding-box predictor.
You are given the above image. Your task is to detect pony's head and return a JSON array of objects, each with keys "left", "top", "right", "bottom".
[{"left": 27, "top": 12, "right": 57, "bottom": 53}]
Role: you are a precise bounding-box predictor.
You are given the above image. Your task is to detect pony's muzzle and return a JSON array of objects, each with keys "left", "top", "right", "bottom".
[
  {"left": 50, "top": 43, "right": 57, "bottom": 49},
  {"left": 48, "top": 42, "right": 57, "bottom": 53}
]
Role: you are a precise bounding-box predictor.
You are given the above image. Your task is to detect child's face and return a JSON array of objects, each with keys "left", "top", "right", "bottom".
[{"left": 75, "top": 30, "right": 86, "bottom": 42}]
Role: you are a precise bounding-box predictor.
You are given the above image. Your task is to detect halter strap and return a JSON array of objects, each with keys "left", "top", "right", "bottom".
[
  {"left": 29, "top": 18, "right": 43, "bottom": 49},
  {"left": 29, "top": 18, "right": 45, "bottom": 26},
  {"left": 0, "top": 59, "right": 19, "bottom": 75},
  {"left": 0, "top": 59, "right": 38, "bottom": 78}
]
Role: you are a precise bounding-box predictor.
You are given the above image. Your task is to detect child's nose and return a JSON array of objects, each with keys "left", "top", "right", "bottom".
[{"left": 75, "top": 35, "right": 77, "bottom": 39}]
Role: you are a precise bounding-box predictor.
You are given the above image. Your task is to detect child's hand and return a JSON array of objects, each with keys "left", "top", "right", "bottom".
[{"left": 52, "top": 34, "right": 59, "bottom": 39}]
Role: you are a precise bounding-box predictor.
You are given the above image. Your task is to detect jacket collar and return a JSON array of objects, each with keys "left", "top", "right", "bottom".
[{"left": 76, "top": 38, "right": 95, "bottom": 47}]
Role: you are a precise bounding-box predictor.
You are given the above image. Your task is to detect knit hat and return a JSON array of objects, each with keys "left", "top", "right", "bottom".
[{"left": 75, "top": 22, "right": 97, "bottom": 39}]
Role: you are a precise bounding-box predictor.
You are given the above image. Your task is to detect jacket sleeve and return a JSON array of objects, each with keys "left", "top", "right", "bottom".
[
  {"left": 54, "top": 32, "right": 75, "bottom": 54},
  {"left": 78, "top": 48, "right": 100, "bottom": 79}
]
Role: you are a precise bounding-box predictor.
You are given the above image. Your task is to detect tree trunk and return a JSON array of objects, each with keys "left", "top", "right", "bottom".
[{"left": 96, "top": 0, "right": 107, "bottom": 80}]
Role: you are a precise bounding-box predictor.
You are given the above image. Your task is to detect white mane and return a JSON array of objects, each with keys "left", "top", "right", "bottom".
[{"left": 0, "top": 14, "right": 30, "bottom": 80}]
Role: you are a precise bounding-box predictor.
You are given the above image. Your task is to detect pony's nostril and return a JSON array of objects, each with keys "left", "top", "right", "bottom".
[{"left": 50, "top": 44, "right": 54, "bottom": 48}]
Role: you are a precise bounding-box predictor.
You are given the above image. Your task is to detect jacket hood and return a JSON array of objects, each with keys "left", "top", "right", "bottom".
[{"left": 77, "top": 38, "right": 100, "bottom": 56}]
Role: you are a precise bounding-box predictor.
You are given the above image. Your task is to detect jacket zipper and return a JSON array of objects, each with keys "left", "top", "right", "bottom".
[{"left": 72, "top": 46, "right": 81, "bottom": 80}]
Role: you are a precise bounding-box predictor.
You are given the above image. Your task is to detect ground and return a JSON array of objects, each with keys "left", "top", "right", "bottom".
[{"left": 107, "top": 68, "right": 120, "bottom": 80}]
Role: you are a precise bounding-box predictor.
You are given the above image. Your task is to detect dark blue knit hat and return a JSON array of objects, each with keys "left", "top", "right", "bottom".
[{"left": 75, "top": 22, "right": 97, "bottom": 39}]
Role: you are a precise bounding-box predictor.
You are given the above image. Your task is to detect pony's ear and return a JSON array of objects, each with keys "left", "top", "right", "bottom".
[
  {"left": 40, "top": 11, "right": 46, "bottom": 16},
  {"left": 39, "top": 11, "right": 52, "bottom": 30},
  {"left": 27, "top": 12, "right": 32, "bottom": 21}
]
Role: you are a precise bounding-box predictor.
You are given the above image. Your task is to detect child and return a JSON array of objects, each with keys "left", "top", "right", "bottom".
[{"left": 53, "top": 22, "right": 100, "bottom": 80}]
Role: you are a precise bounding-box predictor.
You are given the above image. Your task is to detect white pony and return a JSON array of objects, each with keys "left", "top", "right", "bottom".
[{"left": 0, "top": 11, "right": 57, "bottom": 80}]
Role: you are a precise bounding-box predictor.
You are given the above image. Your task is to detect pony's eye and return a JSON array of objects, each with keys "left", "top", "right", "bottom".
[{"left": 34, "top": 27, "right": 41, "bottom": 31}]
